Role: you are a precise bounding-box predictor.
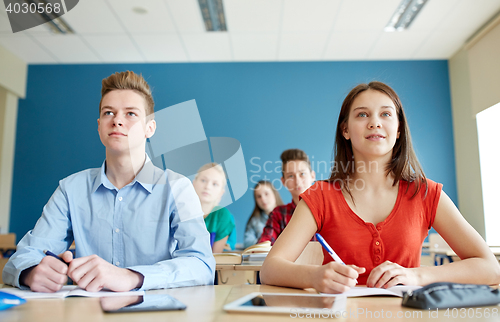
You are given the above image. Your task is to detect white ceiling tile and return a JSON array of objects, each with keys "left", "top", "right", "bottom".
[
  {"left": 107, "top": 0, "right": 176, "bottom": 33},
  {"left": 278, "top": 32, "right": 329, "bottom": 61},
  {"left": 182, "top": 33, "right": 232, "bottom": 61},
  {"left": 165, "top": 0, "right": 205, "bottom": 33},
  {"left": 131, "top": 33, "right": 187, "bottom": 62},
  {"left": 1, "top": 0, "right": 499, "bottom": 63},
  {"left": 35, "top": 34, "right": 100, "bottom": 63},
  {"left": 0, "top": 34, "right": 56, "bottom": 63},
  {"left": 409, "top": 0, "right": 456, "bottom": 32},
  {"left": 439, "top": 0, "right": 500, "bottom": 32},
  {"left": 62, "top": 0, "right": 123, "bottom": 33},
  {"left": 82, "top": 34, "right": 144, "bottom": 62},
  {"left": 369, "top": 31, "right": 429, "bottom": 59},
  {"left": 324, "top": 32, "right": 380, "bottom": 60},
  {"left": 224, "top": 0, "right": 282, "bottom": 32},
  {"left": 413, "top": 31, "right": 468, "bottom": 59},
  {"left": 231, "top": 33, "right": 278, "bottom": 61},
  {"left": 282, "top": 0, "right": 342, "bottom": 32},
  {"left": 333, "top": 0, "right": 401, "bottom": 32}
]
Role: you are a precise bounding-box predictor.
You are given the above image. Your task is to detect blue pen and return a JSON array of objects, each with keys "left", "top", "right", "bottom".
[
  {"left": 315, "top": 233, "right": 345, "bottom": 264},
  {"left": 43, "top": 250, "right": 68, "bottom": 265}
]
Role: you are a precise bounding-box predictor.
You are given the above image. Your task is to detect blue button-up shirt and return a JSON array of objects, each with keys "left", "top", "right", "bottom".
[{"left": 3, "top": 158, "right": 215, "bottom": 290}]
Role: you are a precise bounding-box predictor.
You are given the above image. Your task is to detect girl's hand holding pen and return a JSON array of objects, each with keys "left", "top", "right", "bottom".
[{"left": 312, "top": 262, "right": 365, "bottom": 293}]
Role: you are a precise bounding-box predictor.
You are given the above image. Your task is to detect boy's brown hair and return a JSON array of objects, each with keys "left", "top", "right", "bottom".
[
  {"left": 99, "top": 71, "right": 155, "bottom": 118},
  {"left": 280, "top": 149, "right": 312, "bottom": 177}
]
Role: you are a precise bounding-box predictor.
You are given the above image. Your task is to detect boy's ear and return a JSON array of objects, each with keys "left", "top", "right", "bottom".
[
  {"left": 145, "top": 120, "right": 156, "bottom": 139},
  {"left": 311, "top": 170, "right": 316, "bottom": 181}
]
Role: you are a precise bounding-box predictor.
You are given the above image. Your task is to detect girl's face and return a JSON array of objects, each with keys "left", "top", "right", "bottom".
[
  {"left": 254, "top": 185, "right": 277, "bottom": 214},
  {"left": 193, "top": 168, "right": 225, "bottom": 205},
  {"left": 343, "top": 89, "right": 400, "bottom": 161}
]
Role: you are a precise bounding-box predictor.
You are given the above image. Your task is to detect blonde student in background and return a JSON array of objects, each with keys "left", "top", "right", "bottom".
[
  {"left": 260, "top": 81, "right": 500, "bottom": 293},
  {"left": 193, "top": 163, "right": 237, "bottom": 253},
  {"left": 244, "top": 180, "right": 284, "bottom": 248},
  {"left": 258, "top": 149, "right": 316, "bottom": 245}
]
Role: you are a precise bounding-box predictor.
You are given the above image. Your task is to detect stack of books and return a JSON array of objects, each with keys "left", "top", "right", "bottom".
[
  {"left": 242, "top": 241, "right": 271, "bottom": 263},
  {"left": 213, "top": 241, "right": 272, "bottom": 265}
]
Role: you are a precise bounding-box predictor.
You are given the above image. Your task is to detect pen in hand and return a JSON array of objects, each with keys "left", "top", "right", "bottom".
[
  {"left": 315, "top": 233, "right": 344, "bottom": 264},
  {"left": 43, "top": 249, "right": 69, "bottom": 266},
  {"left": 315, "top": 233, "right": 358, "bottom": 284}
]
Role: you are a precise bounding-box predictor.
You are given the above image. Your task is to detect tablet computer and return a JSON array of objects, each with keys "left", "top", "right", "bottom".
[
  {"left": 223, "top": 292, "right": 346, "bottom": 315},
  {"left": 101, "top": 294, "right": 186, "bottom": 313}
]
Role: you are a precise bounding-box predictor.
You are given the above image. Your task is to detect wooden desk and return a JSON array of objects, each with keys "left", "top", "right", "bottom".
[
  {"left": 216, "top": 262, "right": 263, "bottom": 285},
  {"left": 2, "top": 284, "right": 500, "bottom": 321}
]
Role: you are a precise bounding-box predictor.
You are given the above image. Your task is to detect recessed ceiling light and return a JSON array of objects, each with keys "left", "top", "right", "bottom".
[
  {"left": 132, "top": 7, "right": 148, "bottom": 15},
  {"left": 385, "top": 0, "right": 429, "bottom": 32},
  {"left": 198, "top": 0, "right": 227, "bottom": 32}
]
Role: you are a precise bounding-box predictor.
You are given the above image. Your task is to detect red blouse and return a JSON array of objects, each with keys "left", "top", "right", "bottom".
[{"left": 300, "top": 179, "right": 442, "bottom": 285}]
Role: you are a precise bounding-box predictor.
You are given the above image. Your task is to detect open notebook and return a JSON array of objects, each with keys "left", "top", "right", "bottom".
[
  {"left": 0, "top": 285, "right": 144, "bottom": 300},
  {"left": 323, "top": 285, "right": 421, "bottom": 298}
]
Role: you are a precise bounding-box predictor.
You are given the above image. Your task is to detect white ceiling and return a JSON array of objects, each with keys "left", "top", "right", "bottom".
[{"left": 0, "top": 0, "right": 499, "bottom": 64}]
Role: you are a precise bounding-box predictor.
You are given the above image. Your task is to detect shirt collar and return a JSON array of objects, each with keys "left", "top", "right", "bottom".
[{"left": 92, "top": 155, "right": 165, "bottom": 194}]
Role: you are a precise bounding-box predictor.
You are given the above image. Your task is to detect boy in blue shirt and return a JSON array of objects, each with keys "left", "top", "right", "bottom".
[{"left": 3, "top": 71, "right": 215, "bottom": 292}]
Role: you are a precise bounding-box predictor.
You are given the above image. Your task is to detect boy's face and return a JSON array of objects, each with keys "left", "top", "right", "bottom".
[
  {"left": 193, "top": 167, "right": 226, "bottom": 205},
  {"left": 97, "top": 89, "right": 156, "bottom": 156},
  {"left": 281, "top": 160, "right": 315, "bottom": 200}
]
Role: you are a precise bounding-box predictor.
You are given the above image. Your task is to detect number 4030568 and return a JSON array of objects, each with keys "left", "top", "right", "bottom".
[
  {"left": 443, "top": 307, "right": 498, "bottom": 318},
  {"left": 5, "top": 2, "right": 61, "bottom": 14}
]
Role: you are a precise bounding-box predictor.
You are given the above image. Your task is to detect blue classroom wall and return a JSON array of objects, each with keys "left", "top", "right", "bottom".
[{"left": 10, "top": 61, "right": 455, "bottom": 245}]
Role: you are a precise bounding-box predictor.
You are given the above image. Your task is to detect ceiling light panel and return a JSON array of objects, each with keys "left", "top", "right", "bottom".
[{"left": 385, "top": 0, "right": 429, "bottom": 32}]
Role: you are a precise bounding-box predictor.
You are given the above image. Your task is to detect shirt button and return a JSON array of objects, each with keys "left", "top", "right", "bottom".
[
  {"left": 115, "top": 228, "right": 120, "bottom": 233},
  {"left": 375, "top": 256, "right": 380, "bottom": 262},
  {"left": 116, "top": 262, "right": 120, "bottom": 266},
  {"left": 377, "top": 226, "right": 381, "bottom": 231},
  {"left": 372, "top": 233, "right": 378, "bottom": 237},
  {"left": 375, "top": 241, "right": 380, "bottom": 246},
  {"left": 375, "top": 249, "right": 380, "bottom": 254},
  {"left": 118, "top": 197, "right": 123, "bottom": 201}
]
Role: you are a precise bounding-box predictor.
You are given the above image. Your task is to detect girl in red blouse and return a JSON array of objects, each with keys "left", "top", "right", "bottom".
[{"left": 260, "top": 81, "right": 500, "bottom": 293}]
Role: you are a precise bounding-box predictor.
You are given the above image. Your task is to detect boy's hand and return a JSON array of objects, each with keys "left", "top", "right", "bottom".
[
  {"left": 67, "top": 255, "right": 144, "bottom": 292},
  {"left": 21, "top": 251, "right": 72, "bottom": 293},
  {"left": 311, "top": 262, "right": 365, "bottom": 293},
  {"left": 366, "top": 261, "right": 419, "bottom": 288}
]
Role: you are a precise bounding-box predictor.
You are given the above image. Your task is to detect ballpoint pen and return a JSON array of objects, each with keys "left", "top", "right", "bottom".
[
  {"left": 43, "top": 249, "right": 68, "bottom": 265},
  {"left": 315, "top": 233, "right": 344, "bottom": 264}
]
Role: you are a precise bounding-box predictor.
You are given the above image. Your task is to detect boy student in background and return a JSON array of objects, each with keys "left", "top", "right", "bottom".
[
  {"left": 193, "top": 163, "right": 237, "bottom": 253},
  {"left": 3, "top": 71, "right": 215, "bottom": 292},
  {"left": 258, "top": 149, "right": 316, "bottom": 245},
  {"left": 261, "top": 82, "right": 500, "bottom": 293},
  {"left": 244, "top": 180, "right": 284, "bottom": 248}
]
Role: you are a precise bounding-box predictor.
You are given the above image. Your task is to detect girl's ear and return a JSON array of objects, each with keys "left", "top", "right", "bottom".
[{"left": 342, "top": 125, "right": 350, "bottom": 140}]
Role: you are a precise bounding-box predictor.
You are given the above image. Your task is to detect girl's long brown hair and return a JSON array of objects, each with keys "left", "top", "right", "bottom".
[
  {"left": 329, "top": 81, "right": 427, "bottom": 200},
  {"left": 246, "top": 181, "right": 284, "bottom": 227}
]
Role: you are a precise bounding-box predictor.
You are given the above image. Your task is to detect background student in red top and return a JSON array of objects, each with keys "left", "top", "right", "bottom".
[
  {"left": 260, "top": 81, "right": 500, "bottom": 293},
  {"left": 258, "top": 149, "right": 315, "bottom": 244}
]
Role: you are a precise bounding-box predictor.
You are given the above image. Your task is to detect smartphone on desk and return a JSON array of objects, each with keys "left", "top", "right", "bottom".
[{"left": 101, "top": 293, "right": 186, "bottom": 313}]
